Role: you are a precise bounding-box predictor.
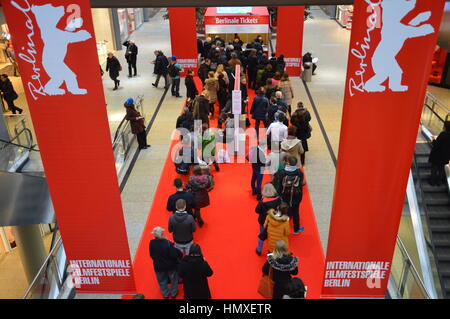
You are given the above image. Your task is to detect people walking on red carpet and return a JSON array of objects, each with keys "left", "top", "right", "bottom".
[
  {"left": 186, "top": 166, "right": 214, "bottom": 227},
  {"left": 168, "top": 199, "right": 196, "bottom": 255},
  {"left": 166, "top": 178, "right": 196, "bottom": 216},
  {"left": 178, "top": 243, "right": 213, "bottom": 299},
  {"left": 149, "top": 226, "right": 182, "bottom": 299},
  {"left": 281, "top": 126, "right": 304, "bottom": 169},
  {"left": 256, "top": 183, "right": 282, "bottom": 256},
  {"left": 264, "top": 203, "right": 291, "bottom": 253},
  {"left": 247, "top": 140, "right": 267, "bottom": 200},
  {"left": 272, "top": 156, "right": 306, "bottom": 234},
  {"left": 262, "top": 240, "right": 299, "bottom": 299}
]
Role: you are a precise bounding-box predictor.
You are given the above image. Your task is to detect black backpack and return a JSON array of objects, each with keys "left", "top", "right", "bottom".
[
  {"left": 168, "top": 64, "right": 180, "bottom": 77},
  {"left": 281, "top": 174, "right": 302, "bottom": 205}
]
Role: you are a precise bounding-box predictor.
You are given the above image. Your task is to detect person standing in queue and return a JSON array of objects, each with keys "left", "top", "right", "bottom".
[
  {"left": 178, "top": 243, "right": 213, "bottom": 299},
  {"left": 186, "top": 165, "right": 214, "bottom": 227},
  {"left": 168, "top": 199, "right": 196, "bottom": 255},
  {"left": 124, "top": 98, "right": 148, "bottom": 150},
  {"left": 0, "top": 74, "right": 23, "bottom": 114},
  {"left": 193, "top": 91, "right": 210, "bottom": 126},
  {"left": 273, "top": 156, "right": 306, "bottom": 234},
  {"left": 152, "top": 50, "right": 170, "bottom": 89},
  {"left": 185, "top": 69, "right": 198, "bottom": 100},
  {"left": 262, "top": 240, "right": 299, "bottom": 299},
  {"left": 198, "top": 59, "right": 211, "bottom": 85},
  {"left": 168, "top": 56, "right": 183, "bottom": 98},
  {"left": 250, "top": 87, "right": 270, "bottom": 138},
  {"left": 166, "top": 178, "right": 196, "bottom": 216},
  {"left": 123, "top": 40, "right": 138, "bottom": 77},
  {"left": 149, "top": 226, "right": 182, "bottom": 299},
  {"left": 106, "top": 52, "right": 121, "bottom": 90},
  {"left": 204, "top": 71, "right": 219, "bottom": 119}
]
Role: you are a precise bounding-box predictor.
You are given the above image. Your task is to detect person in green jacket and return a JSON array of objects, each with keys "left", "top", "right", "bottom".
[{"left": 198, "top": 123, "right": 220, "bottom": 172}]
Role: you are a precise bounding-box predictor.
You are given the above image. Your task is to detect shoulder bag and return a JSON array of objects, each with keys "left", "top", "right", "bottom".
[{"left": 258, "top": 266, "right": 274, "bottom": 299}]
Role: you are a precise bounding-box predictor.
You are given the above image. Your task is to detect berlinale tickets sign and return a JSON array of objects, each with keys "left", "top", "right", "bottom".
[
  {"left": 322, "top": 0, "right": 445, "bottom": 298},
  {"left": 2, "top": 0, "right": 136, "bottom": 293}
]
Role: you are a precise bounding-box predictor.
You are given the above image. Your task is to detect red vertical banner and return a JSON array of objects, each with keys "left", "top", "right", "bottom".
[
  {"left": 2, "top": 0, "right": 135, "bottom": 293},
  {"left": 276, "top": 6, "right": 304, "bottom": 76},
  {"left": 168, "top": 8, "right": 198, "bottom": 76},
  {"left": 322, "top": 0, "right": 445, "bottom": 298}
]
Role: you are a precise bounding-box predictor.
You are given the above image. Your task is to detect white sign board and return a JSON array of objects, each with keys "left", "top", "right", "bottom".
[{"left": 232, "top": 90, "right": 242, "bottom": 114}]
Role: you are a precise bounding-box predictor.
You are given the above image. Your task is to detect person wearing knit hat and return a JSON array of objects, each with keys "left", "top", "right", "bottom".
[
  {"left": 124, "top": 98, "right": 149, "bottom": 150},
  {"left": 168, "top": 56, "right": 183, "bottom": 98}
]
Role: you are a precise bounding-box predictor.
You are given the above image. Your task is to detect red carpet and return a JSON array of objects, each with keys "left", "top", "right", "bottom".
[{"left": 126, "top": 77, "right": 325, "bottom": 299}]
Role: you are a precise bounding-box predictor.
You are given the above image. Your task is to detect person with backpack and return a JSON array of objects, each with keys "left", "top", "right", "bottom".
[
  {"left": 149, "top": 226, "right": 183, "bottom": 299},
  {"left": 167, "top": 178, "right": 196, "bottom": 216},
  {"left": 273, "top": 156, "right": 306, "bottom": 234},
  {"left": 186, "top": 165, "right": 214, "bottom": 227},
  {"left": 168, "top": 199, "right": 196, "bottom": 255},
  {"left": 255, "top": 183, "right": 282, "bottom": 256},
  {"left": 0, "top": 74, "right": 22, "bottom": 114},
  {"left": 152, "top": 50, "right": 169, "bottom": 89},
  {"left": 247, "top": 139, "right": 267, "bottom": 200},
  {"left": 168, "top": 56, "right": 183, "bottom": 98}
]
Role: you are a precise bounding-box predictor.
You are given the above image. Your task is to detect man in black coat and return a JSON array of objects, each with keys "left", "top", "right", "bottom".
[
  {"left": 152, "top": 50, "right": 169, "bottom": 89},
  {"left": 149, "top": 226, "right": 182, "bottom": 299},
  {"left": 429, "top": 121, "right": 450, "bottom": 186},
  {"left": 0, "top": 74, "right": 22, "bottom": 114},
  {"left": 250, "top": 87, "right": 270, "bottom": 138},
  {"left": 167, "top": 178, "right": 196, "bottom": 216},
  {"left": 247, "top": 140, "right": 267, "bottom": 200},
  {"left": 203, "top": 37, "right": 212, "bottom": 59},
  {"left": 123, "top": 40, "right": 138, "bottom": 77},
  {"left": 273, "top": 156, "right": 306, "bottom": 234},
  {"left": 168, "top": 199, "right": 196, "bottom": 255},
  {"left": 198, "top": 59, "right": 211, "bottom": 85},
  {"left": 303, "top": 52, "right": 317, "bottom": 75}
]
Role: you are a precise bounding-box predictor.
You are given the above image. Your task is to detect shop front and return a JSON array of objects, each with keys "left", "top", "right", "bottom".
[{"left": 204, "top": 7, "right": 271, "bottom": 46}]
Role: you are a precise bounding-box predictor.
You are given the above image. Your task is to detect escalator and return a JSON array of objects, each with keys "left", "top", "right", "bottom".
[{"left": 413, "top": 141, "right": 450, "bottom": 298}]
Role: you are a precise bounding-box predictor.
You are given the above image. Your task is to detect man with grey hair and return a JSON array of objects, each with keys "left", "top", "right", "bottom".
[
  {"left": 149, "top": 226, "right": 182, "bottom": 299},
  {"left": 275, "top": 91, "right": 289, "bottom": 115}
]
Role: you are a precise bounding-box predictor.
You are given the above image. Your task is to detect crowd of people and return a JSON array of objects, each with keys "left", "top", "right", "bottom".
[{"left": 146, "top": 34, "right": 311, "bottom": 300}]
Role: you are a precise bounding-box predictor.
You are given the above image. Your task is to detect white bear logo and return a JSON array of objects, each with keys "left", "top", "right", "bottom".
[
  {"left": 31, "top": 4, "right": 92, "bottom": 96},
  {"left": 364, "top": 0, "right": 435, "bottom": 93}
]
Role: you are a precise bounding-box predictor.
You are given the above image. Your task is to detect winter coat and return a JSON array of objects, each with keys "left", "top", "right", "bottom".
[
  {"left": 168, "top": 211, "right": 196, "bottom": 244},
  {"left": 247, "top": 146, "right": 266, "bottom": 171},
  {"left": 154, "top": 53, "right": 169, "bottom": 75},
  {"left": 166, "top": 190, "right": 196, "bottom": 216},
  {"left": 281, "top": 137, "right": 304, "bottom": 168},
  {"left": 123, "top": 41, "right": 138, "bottom": 63},
  {"left": 106, "top": 56, "right": 121, "bottom": 78},
  {"left": 250, "top": 94, "right": 269, "bottom": 121},
  {"left": 125, "top": 107, "right": 145, "bottom": 134},
  {"left": 273, "top": 168, "right": 304, "bottom": 206},
  {"left": 262, "top": 254, "right": 299, "bottom": 299},
  {"left": 204, "top": 78, "right": 219, "bottom": 104},
  {"left": 185, "top": 75, "right": 198, "bottom": 99},
  {"left": 256, "top": 197, "right": 282, "bottom": 226},
  {"left": 429, "top": 131, "right": 450, "bottom": 165},
  {"left": 187, "top": 175, "right": 213, "bottom": 209},
  {"left": 264, "top": 209, "right": 290, "bottom": 252},
  {"left": 0, "top": 79, "right": 18, "bottom": 101},
  {"left": 178, "top": 255, "right": 213, "bottom": 299},
  {"left": 193, "top": 95, "right": 210, "bottom": 124},
  {"left": 198, "top": 63, "right": 210, "bottom": 83},
  {"left": 279, "top": 80, "right": 294, "bottom": 106},
  {"left": 149, "top": 238, "right": 182, "bottom": 272},
  {"left": 291, "top": 111, "right": 312, "bottom": 141}
]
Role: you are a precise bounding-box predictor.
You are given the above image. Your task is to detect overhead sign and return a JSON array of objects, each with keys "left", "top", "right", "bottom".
[
  {"left": 322, "top": 0, "right": 445, "bottom": 298},
  {"left": 2, "top": 0, "right": 136, "bottom": 293}
]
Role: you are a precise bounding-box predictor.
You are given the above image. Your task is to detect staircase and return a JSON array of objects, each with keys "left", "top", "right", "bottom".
[{"left": 414, "top": 142, "right": 450, "bottom": 298}]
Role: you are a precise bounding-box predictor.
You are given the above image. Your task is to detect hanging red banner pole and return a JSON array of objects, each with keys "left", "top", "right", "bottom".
[
  {"left": 168, "top": 7, "right": 198, "bottom": 76},
  {"left": 2, "top": 0, "right": 135, "bottom": 293},
  {"left": 276, "top": 6, "right": 304, "bottom": 76},
  {"left": 321, "top": 0, "right": 445, "bottom": 298}
]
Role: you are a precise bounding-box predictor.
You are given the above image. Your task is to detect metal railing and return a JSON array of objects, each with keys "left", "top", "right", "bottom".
[
  {"left": 22, "top": 236, "right": 69, "bottom": 299},
  {"left": 422, "top": 91, "right": 450, "bottom": 136},
  {"left": 389, "top": 235, "right": 431, "bottom": 299}
]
